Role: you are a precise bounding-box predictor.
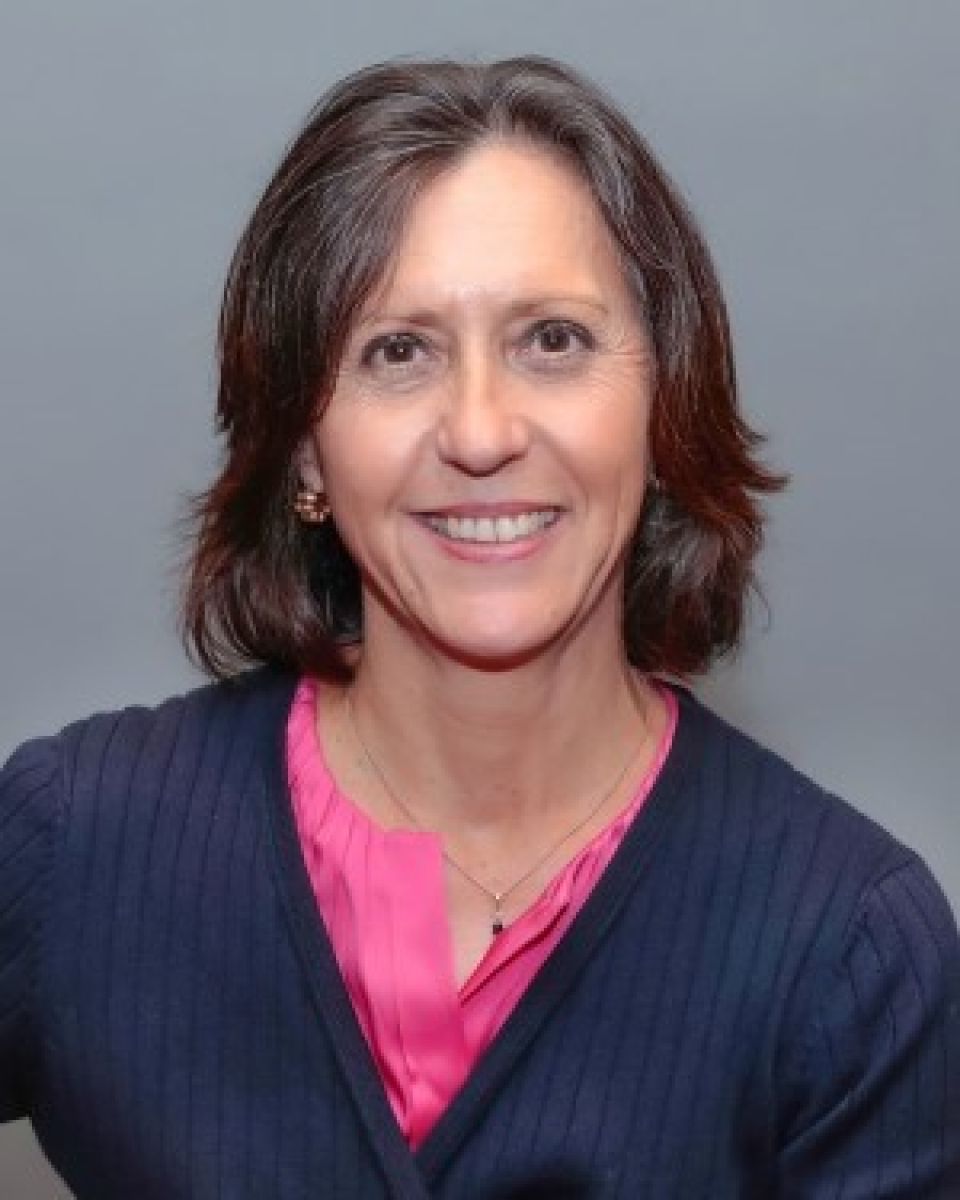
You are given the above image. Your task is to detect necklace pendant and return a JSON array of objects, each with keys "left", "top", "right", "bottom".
[{"left": 492, "top": 894, "right": 505, "bottom": 936}]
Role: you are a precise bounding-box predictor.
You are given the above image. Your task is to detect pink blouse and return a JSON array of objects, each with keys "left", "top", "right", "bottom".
[{"left": 286, "top": 677, "right": 677, "bottom": 1148}]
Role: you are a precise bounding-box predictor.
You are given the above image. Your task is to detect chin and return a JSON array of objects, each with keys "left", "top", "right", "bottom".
[
  {"left": 434, "top": 642, "right": 557, "bottom": 673},
  {"left": 420, "top": 616, "right": 571, "bottom": 673}
]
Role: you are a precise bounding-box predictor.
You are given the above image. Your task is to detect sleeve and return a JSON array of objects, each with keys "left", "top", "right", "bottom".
[
  {"left": 0, "top": 736, "right": 63, "bottom": 1122},
  {"left": 777, "top": 856, "right": 960, "bottom": 1198}
]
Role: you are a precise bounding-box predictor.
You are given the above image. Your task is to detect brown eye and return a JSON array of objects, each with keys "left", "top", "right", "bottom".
[
  {"left": 361, "top": 332, "right": 429, "bottom": 368},
  {"left": 527, "top": 320, "right": 595, "bottom": 359},
  {"left": 539, "top": 325, "right": 574, "bottom": 353}
]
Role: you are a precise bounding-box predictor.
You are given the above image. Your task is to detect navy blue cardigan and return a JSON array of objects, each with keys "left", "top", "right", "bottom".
[{"left": 1, "top": 669, "right": 958, "bottom": 1198}]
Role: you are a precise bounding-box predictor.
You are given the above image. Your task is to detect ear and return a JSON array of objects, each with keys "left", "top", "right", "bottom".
[{"left": 295, "top": 435, "right": 324, "bottom": 492}]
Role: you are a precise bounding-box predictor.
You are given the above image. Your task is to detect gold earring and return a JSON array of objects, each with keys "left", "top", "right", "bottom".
[{"left": 293, "top": 489, "right": 331, "bottom": 524}]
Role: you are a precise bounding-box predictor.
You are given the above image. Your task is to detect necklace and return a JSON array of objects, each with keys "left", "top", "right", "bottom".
[{"left": 344, "top": 689, "right": 649, "bottom": 937}]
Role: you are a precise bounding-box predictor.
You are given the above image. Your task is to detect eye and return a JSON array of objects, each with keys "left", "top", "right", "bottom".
[
  {"left": 359, "top": 331, "right": 431, "bottom": 369},
  {"left": 522, "top": 320, "right": 596, "bottom": 363}
]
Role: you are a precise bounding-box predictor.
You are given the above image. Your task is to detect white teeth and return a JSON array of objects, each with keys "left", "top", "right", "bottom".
[{"left": 426, "top": 511, "right": 558, "bottom": 543}]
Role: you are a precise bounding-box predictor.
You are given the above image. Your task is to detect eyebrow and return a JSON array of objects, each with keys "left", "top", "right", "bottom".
[{"left": 353, "top": 294, "right": 610, "bottom": 331}]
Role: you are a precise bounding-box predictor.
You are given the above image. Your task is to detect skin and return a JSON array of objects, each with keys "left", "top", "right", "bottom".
[{"left": 300, "top": 139, "right": 669, "bottom": 984}]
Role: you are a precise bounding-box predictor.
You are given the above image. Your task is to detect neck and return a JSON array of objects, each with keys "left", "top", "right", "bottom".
[{"left": 337, "top": 621, "right": 662, "bottom": 839}]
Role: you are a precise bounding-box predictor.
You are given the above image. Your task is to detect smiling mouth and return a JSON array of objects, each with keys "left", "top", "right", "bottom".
[{"left": 422, "top": 510, "right": 560, "bottom": 544}]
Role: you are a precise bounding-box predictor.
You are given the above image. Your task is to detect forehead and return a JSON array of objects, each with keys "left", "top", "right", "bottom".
[{"left": 359, "top": 139, "right": 632, "bottom": 318}]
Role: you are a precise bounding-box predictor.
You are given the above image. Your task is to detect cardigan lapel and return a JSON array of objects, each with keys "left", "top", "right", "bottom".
[
  {"left": 253, "top": 668, "right": 704, "bottom": 1194},
  {"left": 255, "top": 670, "right": 432, "bottom": 1200},
  {"left": 414, "top": 686, "right": 704, "bottom": 1186}
]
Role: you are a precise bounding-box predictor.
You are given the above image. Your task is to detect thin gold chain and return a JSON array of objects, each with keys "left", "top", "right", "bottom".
[{"left": 344, "top": 688, "right": 649, "bottom": 936}]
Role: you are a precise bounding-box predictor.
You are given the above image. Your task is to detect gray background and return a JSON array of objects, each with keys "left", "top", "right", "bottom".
[{"left": 1, "top": 2, "right": 957, "bottom": 1194}]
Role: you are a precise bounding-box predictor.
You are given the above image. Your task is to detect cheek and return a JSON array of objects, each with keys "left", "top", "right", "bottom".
[
  {"left": 565, "top": 395, "right": 650, "bottom": 489},
  {"left": 316, "top": 414, "right": 417, "bottom": 543},
  {"left": 582, "top": 421, "right": 650, "bottom": 537}
]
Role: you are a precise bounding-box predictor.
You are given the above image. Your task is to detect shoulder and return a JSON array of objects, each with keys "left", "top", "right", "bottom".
[
  {"left": 675, "top": 684, "right": 923, "bottom": 900},
  {"left": 676, "top": 689, "right": 960, "bottom": 1083},
  {"left": 0, "top": 667, "right": 298, "bottom": 959},
  {"left": 671, "top": 684, "right": 959, "bottom": 1028},
  {"left": 0, "top": 670, "right": 298, "bottom": 1120},
  {"left": 3, "top": 667, "right": 297, "bottom": 797},
  {"left": 0, "top": 667, "right": 298, "bottom": 875},
  {"left": 670, "top": 688, "right": 960, "bottom": 1180}
]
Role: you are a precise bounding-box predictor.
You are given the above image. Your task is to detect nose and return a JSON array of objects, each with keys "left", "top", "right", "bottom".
[{"left": 434, "top": 350, "right": 531, "bottom": 475}]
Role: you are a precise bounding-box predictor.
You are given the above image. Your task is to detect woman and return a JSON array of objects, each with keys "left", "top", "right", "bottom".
[{"left": 1, "top": 56, "right": 957, "bottom": 1199}]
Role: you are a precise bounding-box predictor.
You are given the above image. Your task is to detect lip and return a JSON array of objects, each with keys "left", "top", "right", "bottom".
[
  {"left": 412, "top": 509, "right": 563, "bottom": 564},
  {"left": 415, "top": 501, "right": 563, "bottom": 519}
]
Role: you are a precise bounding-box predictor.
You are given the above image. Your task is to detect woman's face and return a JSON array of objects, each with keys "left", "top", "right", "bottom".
[{"left": 305, "top": 139, "right": 654, "bottom": 669}]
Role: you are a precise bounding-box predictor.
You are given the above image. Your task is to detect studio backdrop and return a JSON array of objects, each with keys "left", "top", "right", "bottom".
[{"left": 1, "top": 3, "right": 957, "bottom": 1196}]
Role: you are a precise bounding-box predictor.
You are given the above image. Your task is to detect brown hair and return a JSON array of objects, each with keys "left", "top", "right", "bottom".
[{"left": 183, "top": 55, "right": 785, "bottom": 680}]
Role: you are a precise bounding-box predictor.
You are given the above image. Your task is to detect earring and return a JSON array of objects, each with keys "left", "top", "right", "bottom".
[
  {"left": 647, "top": 471, "right": 663, "bottom": 494},
  {"left": 293, "top": 489, "right": 331, "bottom": 524}
]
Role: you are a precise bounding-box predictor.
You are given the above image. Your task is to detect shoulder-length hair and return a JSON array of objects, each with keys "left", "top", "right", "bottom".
[{"left": 183, "top": 55, "right": 785, "bottom": 681}]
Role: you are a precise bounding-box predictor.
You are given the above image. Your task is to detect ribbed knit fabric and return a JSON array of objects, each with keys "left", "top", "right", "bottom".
[{"left": 1, "top": 668, "right": 958, "bottom": 1198}]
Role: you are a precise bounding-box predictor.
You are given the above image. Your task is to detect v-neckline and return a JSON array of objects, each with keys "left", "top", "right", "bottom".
[
  {"left": 256, "top": 670, "right": 705, "bottom": 1196},
  {"left": 291, "top": 675, "right": 678, "bottom": 1003}
]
